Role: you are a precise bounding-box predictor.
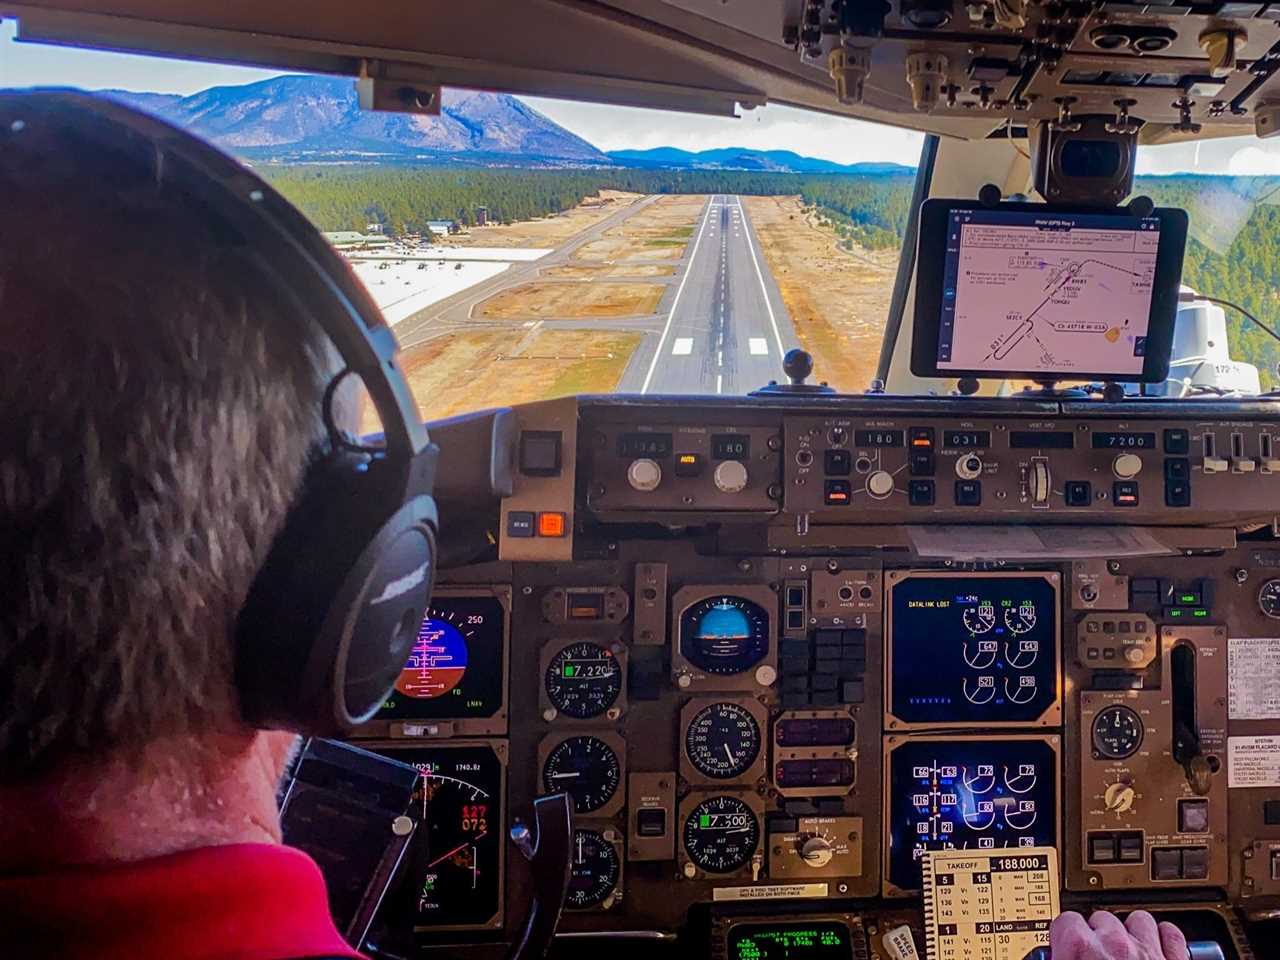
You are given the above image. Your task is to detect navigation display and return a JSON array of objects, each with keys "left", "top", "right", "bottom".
[
  {"left": 912, "top": 199, "right": 1185, "bottom": 382},
  {"left": 887, "top": 573, "right": 1059, "bottom": 726},
  {"left": 885, "top": 736, "right": 1058, "bottom": 893},
  {"left": 377, "top": 595, "right": 506, "bottom": 723}
]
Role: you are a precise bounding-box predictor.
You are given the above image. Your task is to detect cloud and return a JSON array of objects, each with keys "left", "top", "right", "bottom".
[{"left": 1227, "top": 145, "right": 1280, "bottom": 176}]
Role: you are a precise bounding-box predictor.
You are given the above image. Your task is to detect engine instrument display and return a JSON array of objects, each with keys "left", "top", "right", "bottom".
[
  {"left": 1259, "top": 579, "right": 1280, "bottom": 619},
  {"left": 567, "top": 829, "right": 621, "bottom": 909},
  {"left": 727, "top": 922, "right": 854, "bottom": 960},
  {"left": 378, "top": 596, "right": 505, "bottom": 722},
  {"left": 545, "top": 641, "right": 622, "bottom": 719},
  {"left": 888, "top": 574, "right": 1059, "bottom": 725},
  {"left": 683, "top": 794, "right": 760, "bottom": 873},
  {"left": 371, "top": 743, "right": 504, "bottom": 931},
  {"left": 685, "top": 702, "right": 762, "bottom": 779},
  {"left": 542, "top": 735, "right": 621, "bottom": 814},
  {"left": 679, "top": 596, "right": 770, "bottom": 675},
  {"left": 885, "top": 736, "right": 1058, "bottom": 894}
]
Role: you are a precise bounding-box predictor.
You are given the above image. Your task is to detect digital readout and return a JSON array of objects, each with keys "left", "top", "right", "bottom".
[
  {"left": 854, "top": 429, "right": 904, "bottom": 448},
  {"left": 728, "top": 922, "right": 851, "bottom": 960},
  {"left": 1009, "top": 431, "right": 1075, "bottom": 449},
  {"left": 712, "top": 434, "right": 750, "bottom": 461},
  {"left": 617, "top": 432, "right": 673, "bottom": 458},
  {"left": 1090, "top": 432, "right": 1156, "bottom": 449},
  {"left": 943, "top": 430, "right": 991, "bottom": 448}
]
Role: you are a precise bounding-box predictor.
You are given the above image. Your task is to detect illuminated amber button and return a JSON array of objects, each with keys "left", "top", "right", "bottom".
[{"left": 537, "top": 511, "right": 567, "bottom": 537}]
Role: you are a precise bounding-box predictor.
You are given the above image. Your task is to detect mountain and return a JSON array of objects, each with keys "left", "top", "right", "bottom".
[
  {"left": 102, "top": 75, "right": 609, "bottom": 165},
  {"left": 606, "top": 146, "right": 914, "bottom": 175}
]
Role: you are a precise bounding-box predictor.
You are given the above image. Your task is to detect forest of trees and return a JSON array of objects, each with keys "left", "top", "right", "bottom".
[
  {"left": 262, "top": 162, "right": 1280, "bottom": 390},
  {"left": 260, "top": 165, "right": 915, "bottom": 246}
]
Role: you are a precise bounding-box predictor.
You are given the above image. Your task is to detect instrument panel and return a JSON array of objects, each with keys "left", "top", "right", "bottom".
[{"left": 352, "top": 395, "right": 1280, "bottom": 958}]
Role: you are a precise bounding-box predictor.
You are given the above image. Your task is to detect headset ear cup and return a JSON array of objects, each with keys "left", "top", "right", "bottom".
[{"left": 236, "top": 448, "right": 438, "bottom": 734}]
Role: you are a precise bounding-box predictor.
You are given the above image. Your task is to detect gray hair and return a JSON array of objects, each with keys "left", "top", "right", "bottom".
[{"left": 0, "top": 96, "right": 337, "bottom": 781}]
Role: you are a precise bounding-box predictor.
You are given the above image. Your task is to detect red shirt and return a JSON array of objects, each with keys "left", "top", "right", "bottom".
[{"left": 0, "top": 843, "right": 365, "bottom": 960}]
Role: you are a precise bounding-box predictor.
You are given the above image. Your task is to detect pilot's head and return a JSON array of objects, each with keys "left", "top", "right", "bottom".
[{"left": 0, "top": 93, "right": 344, "bottom": 859}]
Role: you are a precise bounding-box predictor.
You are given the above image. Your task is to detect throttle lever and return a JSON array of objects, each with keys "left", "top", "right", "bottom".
[
  {"left": 505, "top": 792, "right": 573, "bottom": 960},
  {"left": 1021, "top": 938, "right": 1226, "bottom": 960}
]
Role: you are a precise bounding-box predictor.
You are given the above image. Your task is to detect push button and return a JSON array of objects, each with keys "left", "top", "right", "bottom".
[
  {"left": 537, "top": 512, "right": 566, "bottom": 537},
  {"left": 1165, "top": 480, "right": 1191, "bottom": 507},
  {"left": 519, "top": 430, "right": 562, "bottom": 476},
  {"left": 955, "top": 480, "right": 982, "bottom": 506},
  {"left": 824, "top": 449, "right": 852, "bottom": 476},
  {"left": 1151, "top": 847, "right": 1182, "bottom": 881},
  {"left": 909, "top": 451, "right": 935, "bottom": 476},
  {"left": 1088, "top": 834, "right": 1117, "bottom": 863},
  {"left": 1164, "top": 429, "right": 1189, "bottom": 455},
  {"left": 1065, "top": 481, "right": 1092, "bottom": 506},
  {"left": 1118, "top": 834, "right": 1144, "bottom": 862},
  {"left": 1113, "top": 481, "right": 1139, "bottom": 506},
  {"left": 909, "top": 479, "right": 935, "bottom": 506},
  {"left": 507, "top": 511, "right": 535, "bottom": 538},
  {"left": 1178, "top": 798, "right": 1210, "bottom": 833},
  {"left": 1181, "top": 846, "right": 1209, "bottom": 880},
  {"left": 636, "top": 808, "right": 666, "bottom": 837},
  {"left": 825, "top": 479, "right": 851, "bottom": 505}
]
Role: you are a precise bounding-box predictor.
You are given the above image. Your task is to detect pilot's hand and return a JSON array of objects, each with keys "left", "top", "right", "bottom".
[{"left": 1050, "top": 910, "right": 1189, "bottom": 960}]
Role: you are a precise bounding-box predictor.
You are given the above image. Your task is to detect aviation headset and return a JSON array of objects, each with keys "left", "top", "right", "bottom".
[{"left": 0, "top": 92, "right": 440, "bottom": 736}]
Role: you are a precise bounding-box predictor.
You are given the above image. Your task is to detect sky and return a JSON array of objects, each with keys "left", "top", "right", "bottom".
[{"left": 4, "top": 17, "right": 1280, "bottom": 175}]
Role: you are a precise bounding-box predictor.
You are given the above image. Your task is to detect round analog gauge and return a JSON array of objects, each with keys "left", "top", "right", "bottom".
[
  {"left": 683, "top": 795, "right": 760, "bottom": 874},
  {"left": 545, "top": 642, "right": 622, "bottom": 719},
  {"left": 679, "top": 596, "right": 770, "bottom": 675},
  {"left": 684, "top": 702, "right": 761, "bottom": 779},
  {"left": 962, "top": 601, "right": 996, "bottom": 635},
  {"left": 1260, "top": 579, "right": 1280, "bottom": 619},
  {"left": 396, "top": 605, "right": 471, "bottom": 699},
  {"left": 541, "top": 736, "right": 621, "bottom": 813},
  {"left": 567, "top": 829, "right": 620, "bottom": 909},
  {"left": 1092, "top": 704, "right": 1144, "bottom": 759},
  {"left": 1003, "top": 600, "right": 1038, "bottom": 635}
]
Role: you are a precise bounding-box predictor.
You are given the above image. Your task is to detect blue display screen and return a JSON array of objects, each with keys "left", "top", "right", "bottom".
[
  {"left": 890, "top": 576, "right": 1057, "bottom": 724},
  {"left": 887, "top": 737, "right": 1058, "bottom": 892}
]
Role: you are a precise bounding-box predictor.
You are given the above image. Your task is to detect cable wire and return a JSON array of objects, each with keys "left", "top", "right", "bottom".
[{"left": 1189, "top": 293, "right": 1280, "bottom": 346}]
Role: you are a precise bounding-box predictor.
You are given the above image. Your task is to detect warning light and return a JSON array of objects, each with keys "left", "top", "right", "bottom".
[{"left": 537, "top": 512, "right": 566, "bottom": 537}]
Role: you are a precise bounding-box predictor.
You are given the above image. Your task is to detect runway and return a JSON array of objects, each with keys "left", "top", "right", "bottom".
[{"left": 618, "top": 195, "right": 798, "bottom": 395}]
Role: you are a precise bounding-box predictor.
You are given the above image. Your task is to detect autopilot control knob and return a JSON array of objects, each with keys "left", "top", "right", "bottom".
[
  {"left": 955, "top": 452, "right": 983, "bottom": 480},
  {"left": 867, "top": 470, "right": 895, "bottom": 499},
  {"left": 800, "top": 836, "right": 834, "bottom": 868},
  {"left": 1113, "top": 453, "right": 1143, "bottom": 479},
  {"left": 714, "top": 459, "right": 749, "bottom": 494},
  {"left": 1103, "top": 782, "right": 1136, "bottom": 814},
  {"left": 627, "top": 458, "right": 662, "bottom": 492}
]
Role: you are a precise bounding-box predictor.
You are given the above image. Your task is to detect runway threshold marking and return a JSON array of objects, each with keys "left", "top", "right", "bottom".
[
  {"left": 735, "top": 196, "right": 787, "bottom": 361},
  {"left": 640, "top": 197, "right": 716, "bottom": 394},
  {"left": 672, "top": 337, "right": 694, "bottom": 356}
]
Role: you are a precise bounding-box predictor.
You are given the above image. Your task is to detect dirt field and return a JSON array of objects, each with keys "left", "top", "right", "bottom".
[
  {"left": 476, "top": 281, "right": 665, "bottom": 319},
  {"left": 573, "top": 194, "right": 704, "bottom": 263},
  {"left": 743, "top": 195, "right": 899, "bottom": 393},
  {"left": 448, "top": 190, "right": 642, "bottom": 249},
  {"left": 544, "top": 263, "right": 674, "bottom": 280},
  {"left": 375, "top": 330, "right": 641, "bottom": 424}
]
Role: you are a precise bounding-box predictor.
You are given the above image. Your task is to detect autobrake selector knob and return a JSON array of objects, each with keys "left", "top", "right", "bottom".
[
  {"left": 1113, "top": 453, "right": 1143, "bottom": 479},
  {"left": 800, "top": 836, "right": 834, "bottom": 868},
  {"left": 867, "top": 470, "right": 895, "bottom": 499},
  {"left": 627, "top": 458, "right": 662, "bottom": 492},
  {"left": 714, "top": 460, "right": 749, "bottom": 494}
]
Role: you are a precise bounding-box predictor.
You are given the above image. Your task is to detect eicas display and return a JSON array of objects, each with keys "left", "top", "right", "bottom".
[
  {"left": 378, "top": 596, "right": 504, "bottom": 721},
  {"left": 889, "top": 575, "right": 1058, "bottom": 724},
  {"left": 372, "top": 743, "right": 504, "bottom": 931},
  {"left": 886, "top": 737, "right": 1058, "bottom": 893}
]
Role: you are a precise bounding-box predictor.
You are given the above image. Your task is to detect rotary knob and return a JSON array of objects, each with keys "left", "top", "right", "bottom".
[
  {"left": 800, "top": 836, "right": 834, "bottom": 868},
  {"left": 955, "top": 453, "right": 983, "bottom": 480},
  {"left": 867, "top": 470, "right": 895, "bottom": 499},
  {"left": 627, "top": 458, "right": 662, "bottom": 492},
  {"left": 1112, "top": 453, "right": 1143, "bottom": 479},
  {"left": 1103, "top": 782, "right": 1136, "bottom": 814},
  {"left": 714, "top": 459, "right": 749, "bottom": 494}
]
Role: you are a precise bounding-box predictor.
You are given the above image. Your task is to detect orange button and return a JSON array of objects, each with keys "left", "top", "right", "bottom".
[{"left": 537, "top": 511, "right": 566, "bottom": 537}]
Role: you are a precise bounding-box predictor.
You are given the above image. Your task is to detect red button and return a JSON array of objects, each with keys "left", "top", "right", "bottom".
[{"left": 537, "top": 512, "right": 566, "bottom": 537}]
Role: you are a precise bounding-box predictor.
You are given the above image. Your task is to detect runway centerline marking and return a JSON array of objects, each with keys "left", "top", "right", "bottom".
[{"left": 640, "top": 197, "right": 716, "bottom": 393}]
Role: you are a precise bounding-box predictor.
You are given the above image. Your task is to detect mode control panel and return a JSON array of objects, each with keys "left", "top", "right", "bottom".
[
  {"left": 583, "top": 423, "right": 781, "bottom": 513},
  {"left": 784, "top": 416, "right": 1280, "bottom": 522}
]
